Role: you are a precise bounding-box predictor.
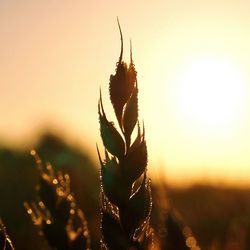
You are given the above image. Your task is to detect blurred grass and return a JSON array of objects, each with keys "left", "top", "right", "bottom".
[
  {"left": 1, "top": 133, "right": 250, "bottom": 249},
  {"left": 0, "top": 133, "right": 99, "bottom": 250},
  {"left": 166, "top": 185, "right": 250, "bottom": 249}
]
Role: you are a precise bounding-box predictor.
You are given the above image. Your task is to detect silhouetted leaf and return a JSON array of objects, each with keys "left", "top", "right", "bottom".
[
  {"left": 121, "top": 139, "right": 147, "bottom": 184},
  {"left": 101, "top": 211, "right": 130, "bottom": 250},
  {"left": 102, "top": 158, "right": 131, "bottom": 206},
  {"left": 101, "top": 157, "right": 119, "bottom": 203},
  {"left": 120, "top": 175, "right": 151, "bottom": 236},
  {"left": 99, "top": 95, "right": 125, "bottom": 159},
  {"left": 123, "top": 84, "right": 138, "bottom": 146},
  {"left": 128, "top": 41, "right": 137, "bottom": 93},
  {"left": 129, "top": 122, "right": 143, "bottom": 151},
  {"left": 109, "top": 21, "right": 136, "bottom": 127},
  {"left": 129, "top": 176, "right": 151, "bottom": 223}
]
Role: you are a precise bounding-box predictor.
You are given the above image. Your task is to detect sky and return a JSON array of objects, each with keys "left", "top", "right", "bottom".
[{"left": 1, "top": 0, "right": 250, "bottom": 186}]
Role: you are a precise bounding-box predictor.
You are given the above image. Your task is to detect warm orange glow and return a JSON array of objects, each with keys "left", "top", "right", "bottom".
[
  {"left": 1, "top": 0, "right": 250, "bottom": 186},
  {"left": 176, "top": 55, "right": 246, "bottom": 135}
]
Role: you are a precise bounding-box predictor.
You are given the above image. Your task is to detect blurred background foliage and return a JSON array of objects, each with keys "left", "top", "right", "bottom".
[{"left": 1, "top": 132, "right": 250, "bottom": 249}]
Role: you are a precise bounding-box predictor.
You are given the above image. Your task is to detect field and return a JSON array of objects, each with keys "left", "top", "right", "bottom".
[{"left": 1, "top": 133, "right": 250, "bottom": 249}]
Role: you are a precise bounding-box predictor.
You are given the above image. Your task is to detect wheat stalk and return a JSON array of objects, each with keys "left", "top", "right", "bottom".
[
  {"left": 24, "top": 150, "right": 91, "bottom": 250},
  {"left": 97, "top": 20, "right": 154, "bottom": 250},
  {"left": 0, "top": 219, "right": 14, "bottom": 250}
]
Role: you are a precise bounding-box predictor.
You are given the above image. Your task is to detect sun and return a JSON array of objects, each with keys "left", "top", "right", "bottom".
[{"left": 175, "top": 55, "right": 246, "bottom": 135}]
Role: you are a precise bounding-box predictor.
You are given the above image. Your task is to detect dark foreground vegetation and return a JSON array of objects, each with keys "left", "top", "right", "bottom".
[{"left": 0, "top": 133, "right": 250, "bottom": 249}]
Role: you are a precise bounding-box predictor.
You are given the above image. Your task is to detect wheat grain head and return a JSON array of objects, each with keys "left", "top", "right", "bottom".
[{"left": 98, "top": 20, "right": 154, "bottom": 250}]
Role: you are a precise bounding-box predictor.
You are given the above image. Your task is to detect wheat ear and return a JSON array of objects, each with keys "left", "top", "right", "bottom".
[
  {"left": 98, "top": 20, "right": 154, "bottom": 250},
  {"left": 0, "top": 219, "right": 14, "bottom": 250},
  {"left": 24, "top": 150, "right": 91, "bottom": 250}
]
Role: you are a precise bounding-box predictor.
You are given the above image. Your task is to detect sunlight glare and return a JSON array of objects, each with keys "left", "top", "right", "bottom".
[{"left": 176, "top": 56, "right": 246, "bottom": 135}]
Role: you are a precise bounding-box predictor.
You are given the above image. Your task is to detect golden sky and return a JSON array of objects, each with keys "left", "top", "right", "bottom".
[{"left": 1, "top": 0, "right": 250, "bottom": 186}]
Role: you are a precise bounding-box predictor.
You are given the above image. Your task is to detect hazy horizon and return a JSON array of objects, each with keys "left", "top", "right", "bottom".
[{"left": 1, "top": 0, "right": 250, "bottom": 187}]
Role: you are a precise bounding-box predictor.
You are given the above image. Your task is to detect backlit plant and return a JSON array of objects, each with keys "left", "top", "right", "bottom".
[
  {"left": 24, "top": 150, "right": 90, "bottom": 250},
  {"left": 97, "top": 20, "right": 154, "bottom": 250},
  {"left": 0, "top": 220, "right": 14, "bottom": 250}
]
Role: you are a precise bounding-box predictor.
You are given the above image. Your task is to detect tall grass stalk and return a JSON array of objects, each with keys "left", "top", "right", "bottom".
[
  {"left": 97, "top": 20, "right": 154, "bottom": 250},
  {"left": 24, "top": 150, "right": 90, "bottom": 250},
  {"left": 0, "top": 220, "right": 14, "bottom": 250}
]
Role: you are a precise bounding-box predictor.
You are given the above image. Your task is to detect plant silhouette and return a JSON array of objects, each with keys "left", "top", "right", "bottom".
[
  {"left": 97, "top": 20, "right": 154, "bottom": 250},
  {"left": 24, "top": 150, "right": 90, "bottom": 250},
  {"left": 0, "top": 220, "right": 14, "bottom": 250}
]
